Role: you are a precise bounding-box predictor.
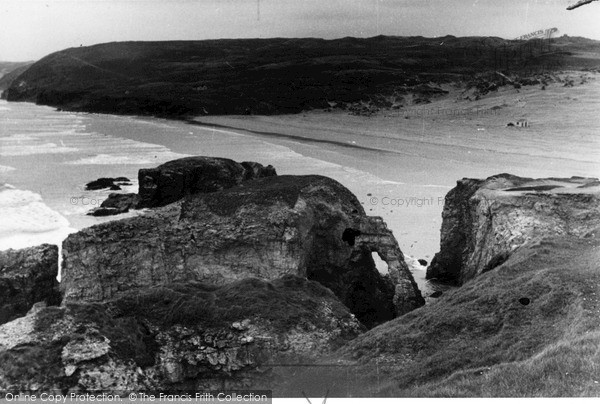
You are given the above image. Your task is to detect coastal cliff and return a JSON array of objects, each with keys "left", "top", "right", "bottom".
[
  {"left": 0, "top": 244, "right": 61, "bottom": 325},
  {"left": 427, "top": 174, "right": 600, "bottom": 284},
  {"left": 65, "top": 174, "right": 423, "bottom": 328}
]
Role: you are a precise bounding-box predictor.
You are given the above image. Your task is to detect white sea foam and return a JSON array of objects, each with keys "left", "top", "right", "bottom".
[
  {"left": 0, "top": 165, "right": 16, "bottom": 173},
  {"left": 0, "top": 185, "right": 76, "bottom": 252},
  {"left": 66, "top": 151, "right": 189, "bottom": 165},
  {"left": 0, "top": 143, "right": 79, "bottom": 156},
  {"left": 422, "top": 184, "right": 453, "bottom": 188}
]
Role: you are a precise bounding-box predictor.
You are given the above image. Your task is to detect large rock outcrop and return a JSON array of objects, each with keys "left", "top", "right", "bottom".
[
  {"left": 63, "top": 175, "right": 423, "bottom": 328},
  {"left": 88, "top": 157, "right": 276, "bottom": 216},
  {"left": 0, "top": 244, "right": 61, "bottom": 325},
  {"left": 0, "top": 276, "right": 362, "bottom": 393},
  {"left": 137, "top": 157, "right": 277, "bottom": 208},
  {"left": 427, "top": 174, "right": 600, "bottom": 285}
]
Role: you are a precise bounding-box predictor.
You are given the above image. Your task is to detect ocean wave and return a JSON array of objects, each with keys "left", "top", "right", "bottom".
[
  {"left": 66, "top": 151, "right": 189, "bottom": 165},
  {"left": 0, "top": 165, "right": 16, "bottom": 173},
  {"left": 421, "top": 184, "right": 453, "bottom": 188},
  {"left": 0, "top": 143, "right": 79, "bottom": 156},
  {"left": 0, "top": 185, "right": 76, "bottom": 252}
]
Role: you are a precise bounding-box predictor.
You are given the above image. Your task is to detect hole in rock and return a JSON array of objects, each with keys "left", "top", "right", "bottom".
[
  {"left": 372, "top": 252, "right": 389, "bottom": 275},
  {"left": 519, "top": 297, "right": 530, "bottom": 306},
  {"left": 342, "top": 228, "right": 361, "bottom": 246}
]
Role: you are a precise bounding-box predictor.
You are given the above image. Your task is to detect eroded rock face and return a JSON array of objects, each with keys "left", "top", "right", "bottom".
[
  {"left": 427, "top": 174, "right": 600, "bottom": 285},
  {"left": 0, "top": 276, "right": 362, "bottom": 392},
  {"left": 0, "top": 244, "right": 61, "bottom": 325},
  {"left": 137, "top": 156, "right": 277, "bottom": 208},
  {"left": 63, "top": 175, "right": 422, "bottom": 327},
  {"left": 316, "top": 216, "right": 425, "bottom": 321}
]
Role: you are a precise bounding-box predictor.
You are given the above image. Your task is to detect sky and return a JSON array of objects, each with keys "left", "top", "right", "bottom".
[{"left": 1, "top": 0, "right": 600, "bottom": 61}]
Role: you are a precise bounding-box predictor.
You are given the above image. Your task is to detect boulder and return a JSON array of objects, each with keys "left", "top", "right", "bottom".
[
  {"left": 0, "top": 244, "right": 61, "bottom": 325},
  {"left": 137, "top": 156, "right": 277, "bottom": 208},
  {"left": 63, "top": 175, "right": 423, "bottom": 328},
  {"left": 85, "top": 177, "right": 131, "bottom": 191},
  {"left": 87, "top": 193, "right": 139, "bottom": 217},
  {"left": 0, "top": 276, "right": 362, "bottom": 392},
  {"left": 427, "top": 174, "right": 600, "bottom": 285}
]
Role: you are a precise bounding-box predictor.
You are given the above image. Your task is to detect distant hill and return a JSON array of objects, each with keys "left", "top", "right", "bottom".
[
  {"left": 0, "top": 62, "right": 33, "bottom": 93},
  {"left": 4, "top": 36, "right": 600, "bottom": 117}
]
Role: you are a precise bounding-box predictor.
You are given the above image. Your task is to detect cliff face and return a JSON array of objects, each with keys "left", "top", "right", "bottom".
[
  {"left": 0, "top": 276, "right": 362, "bottom": 392},
  {"left": 63, "top": 175, "right": 423, "bottom": 328},
  {"left": 427, "top": 174, "right": 600, "bottom": 285},
  {"left": 0, "top": 244, "right": 61, "bottom": 325}
]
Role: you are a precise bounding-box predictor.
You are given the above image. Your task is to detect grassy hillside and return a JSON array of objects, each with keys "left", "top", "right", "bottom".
[
  {"left": 277, "top": 231, "right": 600, "bottom": 397},
  {"left": 5, "top": 36, "right": 600, "bottom": 117}
]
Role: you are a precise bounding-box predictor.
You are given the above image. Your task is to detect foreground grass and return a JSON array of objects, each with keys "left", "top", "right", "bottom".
[
  {"left": 278, "top": 232, "right": 600, "bottom": 397},
  {"left": 408, "top": 330, "right": 600, "bottom": 396}
]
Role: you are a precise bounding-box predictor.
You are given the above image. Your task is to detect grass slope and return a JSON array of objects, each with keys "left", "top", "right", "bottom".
[
  {"left": 5, "top": 36, "right": 600, "bottom": 116},
  {"left": 278, "top": 231, "right": 600, "bottom": 397}
]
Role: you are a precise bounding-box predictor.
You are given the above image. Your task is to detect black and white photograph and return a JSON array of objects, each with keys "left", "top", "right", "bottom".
[{"left": 0, "top": 0, "right": 599, "bottom": 400}]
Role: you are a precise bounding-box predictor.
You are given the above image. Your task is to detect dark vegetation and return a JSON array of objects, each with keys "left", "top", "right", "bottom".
[
  {"left": 4, "top": 36, "right": 600, "bottom": 117},
  {"left": 105, "top": 275, "right": 355, "bottom": 332}
]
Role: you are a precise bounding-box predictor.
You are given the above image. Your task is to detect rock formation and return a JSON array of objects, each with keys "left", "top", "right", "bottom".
[
  {"left": 87, "top": 157, "right": 276, "bottom": 216},
  {"left": 88, "top": 193, "right": 139, "bottom": 216},
  {"left": 427, "top": 174, "right": 600, "bottom": 285},
  {"left": 0, "top": 244, "right": 61, "bottom": 325},
  {"left": 137, "top": 157, "right": 277, "bottom": 208},
  {"left": 64, "top": 174, "right": 422, "bottom": 328},
  {"left": 0, "top": 276, "right": 362, "bottom": 392},
  {"left": 0, "top": 157, "right": 424, "bottom": 393},
  {"left": 85, "top": 177, "right": 131, "bottom": 191}
]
